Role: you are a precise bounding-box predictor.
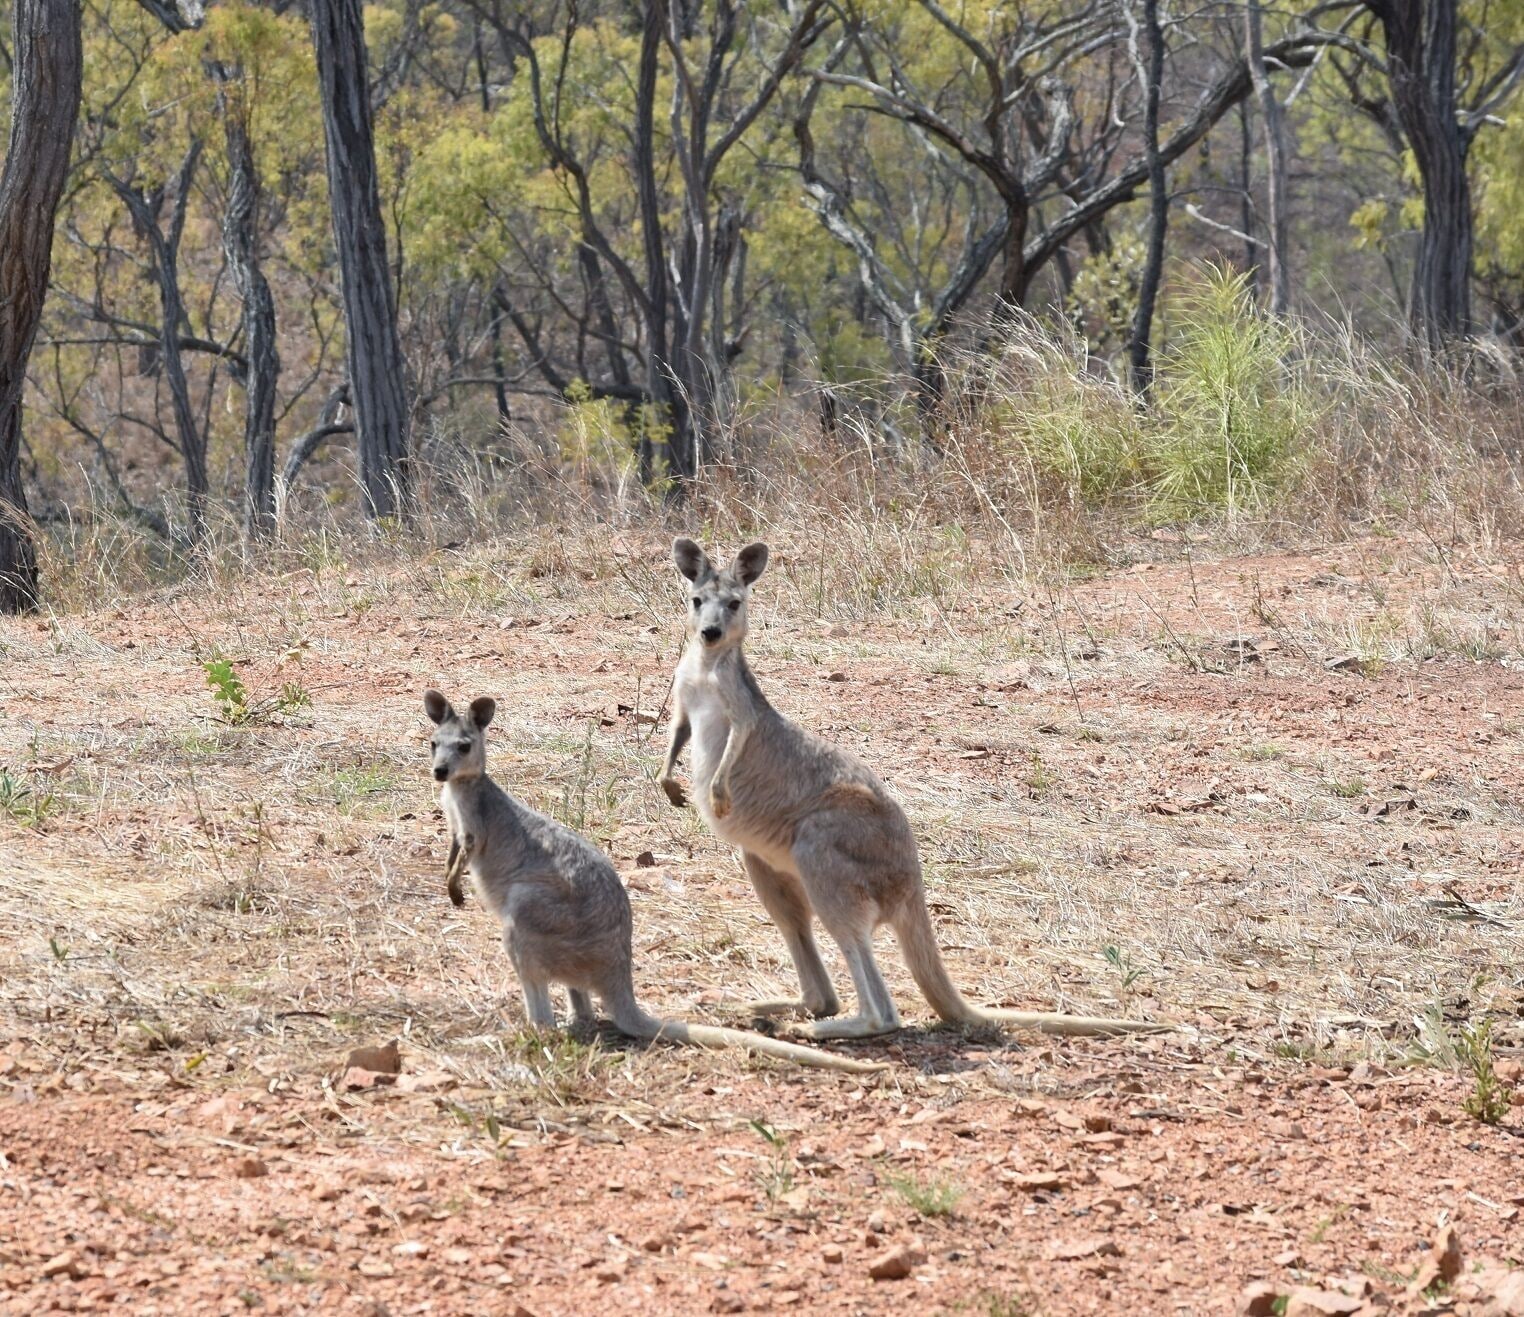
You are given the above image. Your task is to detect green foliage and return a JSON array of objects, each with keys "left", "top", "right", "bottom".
[
  {"left": 1151, "top": 268, "right": 1312, "bottom": 518},
  {"left": 1103, "top": 944, "right": 1147, "bottom": 991},
  {"left": 887, "top": 1169, "right": 964, "bottom": 1217},
  {"left": 1456, "top": 1019, "right": 1511, "bottom": 1126},
  {"left": 0, "top": 770, "right": 57, "bottom": 828},
  {"left": 203, "top": 655, "right": 311, "bottom": 726}
]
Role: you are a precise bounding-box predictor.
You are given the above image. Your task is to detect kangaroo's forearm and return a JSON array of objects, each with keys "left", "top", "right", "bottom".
[{"left": 660, "top": 715, "right": 691, "bottom": 778}]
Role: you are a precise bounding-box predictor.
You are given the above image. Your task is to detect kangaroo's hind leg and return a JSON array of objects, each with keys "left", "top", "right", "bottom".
[
  {"left": 567, "top": 988, "right": 597, "bottom": 1028},
  {"left": 740, "top": 851, "right": 841, "bottom": 1020},
  {"left": 786, "top": 825, "right": 901, "bottom": 1040},
  {"left": 505, "top": 931, "right": 557, "bottom": 1030}
]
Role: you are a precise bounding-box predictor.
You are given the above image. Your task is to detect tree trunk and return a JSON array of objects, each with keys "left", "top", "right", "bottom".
[
  {"left": 632, "top": 0, "right": 688, "bottom": 483},
  {"left": 1127, "top": 0, "right": 1168, "bottom": 396},
  {"left": 1369, "top": 0, "right": 1471, "bottom": 347},
  {"left": 311, "top": 0, "right": 413, "bottom": 519},
  {"left": 1246, "top": 0, "right": 1290, "bottom": 315},
  {"left": 220, "top": 99, "right": 281, "bottom": 540},
  {"left": 109, "top": 145, "right": 209, "bottom": 545},
  {"left": 1238, "top": 99, "right": 1260, "bottom": 296},
  {"left": 0, "top": 0, "right": 81, "bottom": 613}
]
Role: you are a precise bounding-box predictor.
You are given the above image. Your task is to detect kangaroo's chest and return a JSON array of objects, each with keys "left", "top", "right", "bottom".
[{"left": 677, "top": 669, "right": 732, "bottom": 785}]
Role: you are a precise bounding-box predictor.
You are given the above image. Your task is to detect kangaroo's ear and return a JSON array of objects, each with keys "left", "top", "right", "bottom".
[
  {"left": 734, "top": 542, "right": 770, "bottom": 586},
  {"left": 673, "top": 537, "right": 711, "bottom": 583},
  {"left": 469, "top": 696, "right": 497, "bottom": 729},
  {"left": 424, "top": 689, "right": 452, "bottom": 725}
]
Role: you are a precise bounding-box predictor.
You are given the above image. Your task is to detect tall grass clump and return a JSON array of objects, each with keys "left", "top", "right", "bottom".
[{"left": 1150, "top": 268, "right": 1314, "bottom": 519}]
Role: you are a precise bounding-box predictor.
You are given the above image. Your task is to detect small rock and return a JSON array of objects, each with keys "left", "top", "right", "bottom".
[
  {"left": 635, "top": 851, "right": 656, "bottom": 867},
  {"left": 1407, "top": 1223, "right": 1462, "bottom": 1296},
  {"left": 1011, "top": 1172, "right": 1066, "bottom": 1193},
  {"left": 39, "top": 1251, "right": 85, "bottom": 1280},
  {"left": 868, "top": 1244, "right": 922, "bottom": 1280},
  {"left": 594, "top": 1259, "right": 626, "bottom": 1283},
  {"left": 825, "top": 671, "right": 848, "bottom": 683},
  {"left": 821, "top": 1244, "right": 844, "bottom": 1264},
  {"left": 443, "top": 1247, "right": 475, "bottom": 1266},
  {"left": 1096, "top": 1170, "right": 1142, "bottom": 1191},
  {"left": 1239, "top": 1282, "right": 1282, "bottom": 1316},
  {"left": 640, "top": 1233, "right": 671, "bottom": 1254},
  {"left": 356, "top": 1258, "right": 394, "bottom": 1278},
  {"left": 344, "top": 1041, "right": 402, "bottom": 1075},
  {"left": 1492, "top": 1271, "right": 1524, "bottom": 1316},
  {"left": 1047, "top": 1238, "right": 1121, "bottom": 1262},
  {"left": 391, "top": 1241, "right": 428, "bottom": 1259},
  {"left": 1285, "top": 1290, "right": 1363, "bottom": 1317},
  {"left": 690, "top": 1252, "right": 729, "bottom": 1271},
  {"left": 232, "top": 1156, "right": 268, "bottom": 1179},
  {"left": 710, "top": 1296, "right": 745, "bottom": 1314}
]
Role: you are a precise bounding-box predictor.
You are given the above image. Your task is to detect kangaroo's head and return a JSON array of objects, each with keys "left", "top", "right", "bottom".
[
  {"left": 673, "top": 538, "right": 769, "bottom": 655},
  {"left": 423, "top": 690, "right": 496, "bottom": 783}
]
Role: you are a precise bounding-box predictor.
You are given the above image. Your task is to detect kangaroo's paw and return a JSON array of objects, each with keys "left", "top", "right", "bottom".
[
  {"left": 659, "top": 776, "right": 688, "bottom": 809},
  {"left": 790, "top": 1014, "right": 901, "bottom": 1042}
]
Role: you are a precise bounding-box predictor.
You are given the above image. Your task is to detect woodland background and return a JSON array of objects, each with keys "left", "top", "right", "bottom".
[{"left": 2, "top": 0, "right": 1524, "bottom": 607}]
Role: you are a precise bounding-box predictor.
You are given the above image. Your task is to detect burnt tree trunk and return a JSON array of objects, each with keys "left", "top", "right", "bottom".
[
  {"left": 1368, "top": 0, "right": 1471, "bottom": 347},
  {"left": 311, "top": 0, "right": 413, "bottom": 519},
  {"left": 0, "top": 0, "right": 81, "bottom": 612},
  {"left": 1128, "top": 0, "right": 1169, "bottom": 396},
  {"left": 218, "top": 90, "right": 281, "bottom": 539},
  {"left": 1246, "top": 0, "right": 1290, "bottom": 314}
]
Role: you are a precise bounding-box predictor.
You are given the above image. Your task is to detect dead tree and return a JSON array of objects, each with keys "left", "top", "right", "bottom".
[
  {"left": 0, "top": 0, "right": 82, "bottom": 612},
  {"left": 311, "top": 0, "right": 413, "bottom": 519}
]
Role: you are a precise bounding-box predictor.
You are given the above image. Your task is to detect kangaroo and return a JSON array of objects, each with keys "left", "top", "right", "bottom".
[
  {"left": 423, "top": 690, "right": 883, "bottom": 1074},
  {"left": 659, "top": 539, "right": 1165, "bottom": 1042}
]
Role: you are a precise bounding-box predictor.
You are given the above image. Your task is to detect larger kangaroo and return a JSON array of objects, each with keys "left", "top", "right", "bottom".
[{"left": 659, "top": 540, "right": 1162, "bottom": 1042}]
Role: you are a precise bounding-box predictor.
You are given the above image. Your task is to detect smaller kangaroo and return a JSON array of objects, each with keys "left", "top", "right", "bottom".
[
  {"left": 660, "top": 539, "right": 1165, "bottom": 1041},
  {"left": 424, "top": 690, "right": 883, "bottom": 1074}
]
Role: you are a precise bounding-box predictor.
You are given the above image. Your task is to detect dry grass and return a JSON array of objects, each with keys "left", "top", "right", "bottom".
[{"left": 2, "top": 502, "right": 1521, "bottom": 1140}]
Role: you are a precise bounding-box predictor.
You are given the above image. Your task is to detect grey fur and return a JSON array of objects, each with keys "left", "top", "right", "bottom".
[
  {"left": 424, "top": 690, "right": 883, "bottom": 1073},
  {"left": 661, "top": 541, "right": 1166, "bottom": 1041}
]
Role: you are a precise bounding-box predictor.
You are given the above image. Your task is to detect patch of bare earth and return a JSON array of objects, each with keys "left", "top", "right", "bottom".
[{"left": 1, "top": 529, "right": 1521, "bottom": 1315}]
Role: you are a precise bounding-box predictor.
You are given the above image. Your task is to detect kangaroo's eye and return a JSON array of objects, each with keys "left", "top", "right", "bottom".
[
  {"left": 457, "top": 740, "right": 471, "bottom": 753},
  {"left": 691, "top": 597, "right": 701, "bottom": 608},
  {"left": 727, "top": 599, "right": 740, "bottom": 612}
]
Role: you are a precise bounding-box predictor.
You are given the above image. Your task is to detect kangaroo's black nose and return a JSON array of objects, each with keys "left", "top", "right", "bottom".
[
  {"left": 701, "top": 626, "right": 722, "bottom": 643},
  {"left": 433, "top": 766, "right": 449, "bottom": 782}
]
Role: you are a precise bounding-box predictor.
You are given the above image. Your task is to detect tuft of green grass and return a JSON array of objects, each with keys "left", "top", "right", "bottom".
[
  {"left": 331, "top": 766, "right": 400, "bottom": 815},
  {"left": 749, "top": 1119, "right": 794, "bottom": 1202},
  {"left": 887, "top": 1169, "right": 963, "bottom": 1218},
  {"left": 1103, "top": 944, "right": 1147, "bottom": 991},
  {"left": 0, "top": 769, "right": 57, "bottom": 827},
  {"left": 1326, "top": 776, "right": 1367, "bottom": 799},
  {"left": 1457, "top": 1019, "right": 1511, "bottom": 1126}
]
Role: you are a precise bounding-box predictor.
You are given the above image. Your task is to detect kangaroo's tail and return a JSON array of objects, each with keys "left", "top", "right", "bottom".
[
  {"left": 891, "top": 896, "right": 979, "bottom": 1023},
  {"left": 607, "top": 982, "right": 885, "bottom": 1074},
  {"left": 893, "top": 897, "right": 1169, "bottom": 1036}
]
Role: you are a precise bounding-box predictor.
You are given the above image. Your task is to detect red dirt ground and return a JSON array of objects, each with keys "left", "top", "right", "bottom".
[{"left": 1, "top": 530, "right": 1522, "bottom": 1315}]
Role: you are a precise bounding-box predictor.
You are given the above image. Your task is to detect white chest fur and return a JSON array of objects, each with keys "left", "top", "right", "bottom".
[{"left": 676, "top": 664, "right": 731, "bottom": 790}]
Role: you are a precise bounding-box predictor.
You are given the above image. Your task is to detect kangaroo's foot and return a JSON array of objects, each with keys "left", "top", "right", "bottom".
[
  {"left": 791, "top": 1012, "right": 900, "bottom": 1042},
  {"left": 744, "top": 995, "right": 841, "bottom": 1022},
  {"left": 659, "top": 776, "right": 688, "bottom": 809}
]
